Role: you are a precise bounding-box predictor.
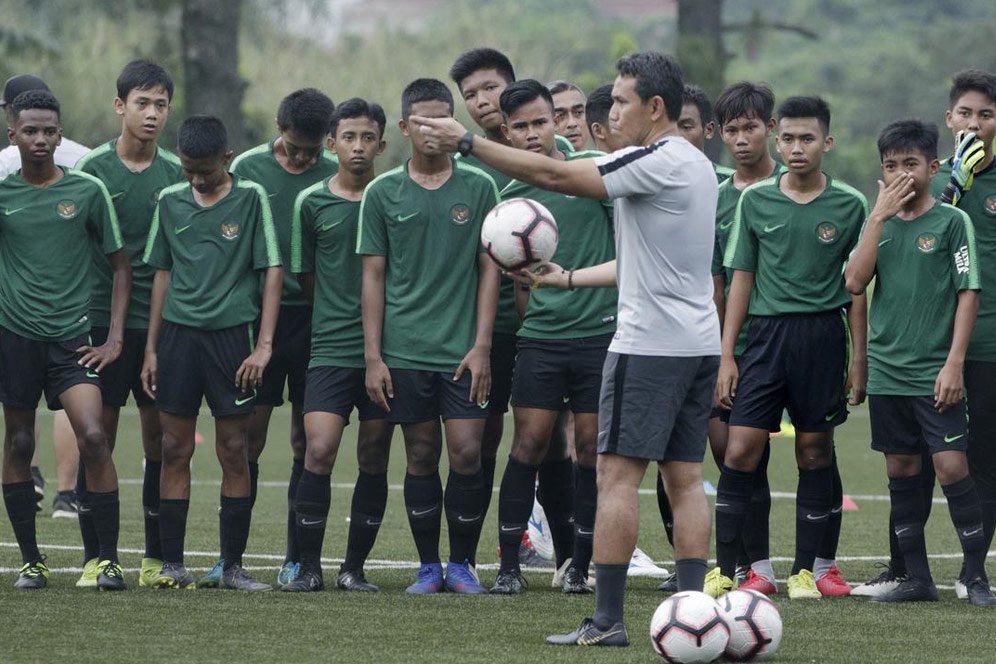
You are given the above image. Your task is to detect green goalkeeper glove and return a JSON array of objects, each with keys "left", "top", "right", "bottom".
[{"left": 941, "top": 130, "right": 986, "bottom": 205}]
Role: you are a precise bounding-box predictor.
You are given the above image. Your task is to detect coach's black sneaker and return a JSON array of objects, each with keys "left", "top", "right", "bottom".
[
  {"left": 871, "top": 577, "right": 938, "bottom": 603},
  {"left": 966, "top": 577, "right": 996, "bottom": 606},
  {"left": 336, "top": 569, "right": 378, "bottom": 593},
  {"left": 281, "top": 567, "right": 324, "bottom": 593},
  {"left": 14, "top": 559, "right": 49, "bottom": 590},
  {"left": 546, "top": 618, "right": 629, "bottom": 647},
  {"left": 153, "top": 562, "right": 195, "bottom": 590},
  {"left": 221, "top": 564, "right": 272, "bottom": 592},
  {"left": 490, "top": 570, "right": 526, "bottom": 594},
  {"left": 562, "top": 565, "right": 593, "bottom": 594},
  {"left": 656, "top": 573, "right": 678, "bottom": 593},
  {"left": 96, "top": 561, "right": 127, "bottom": 591}
]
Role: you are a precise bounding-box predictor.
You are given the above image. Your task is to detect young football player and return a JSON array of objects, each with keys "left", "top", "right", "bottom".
[
  {"left": 205, "top": 89, "right": 338, "bottom": 589},
  {"left": 358, "top": 78, "right": 500, "bottom": 594},
  {"left": 489, "top": 80, "right": 615, "bottom": 595},
  {"left": 281, "top": 98, "right": 393, "bottom": 593},
  {"left": 72, "top": 59, "right": 182, "bottom": 588},
  {"left": 845, "top": 118, "right": 995, "bottom": 605},
  {"left": 548, "top": 80, "right": 589, "bottom": 151},
  {"left": 678, "top": 84, "right": 735, "bottom": 182},
  {"left": 142, "top": 115, "right": 282, "bottom": 591},
  {"left": 0, "top": 90, "right": 130, "bottom": 590},
  {"left": 714, "top": 96, "right": 868, "bottom": 600}
]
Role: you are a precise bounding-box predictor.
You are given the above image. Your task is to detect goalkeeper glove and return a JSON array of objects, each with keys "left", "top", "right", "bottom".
[{"left": 940, "top": 130, "right": 986, "bottom": 205}]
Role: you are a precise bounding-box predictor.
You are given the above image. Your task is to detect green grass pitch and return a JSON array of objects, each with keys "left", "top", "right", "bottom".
[{"left": 0, "top": 405, "right": 992, "bottom": 662}]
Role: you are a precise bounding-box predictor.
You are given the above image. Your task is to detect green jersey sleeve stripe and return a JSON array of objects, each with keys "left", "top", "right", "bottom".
[
  {"left": 73, "top": 140, "right": 114, "bottom": 172},
  {"left": 829, "top": 178, "right": 870, "bottom": 215},
  {"left": 70, "top": 169, "right": 124, "bottom": 248},
  {"left": 291, "top": 180, "right": 325, "bottom": 273},
  {"left": 239, "top": 179, "right": 281, "bottom": 265},
  {"left": 157, "top": 146, "right": 182, "bottom": 166},
  {"left": 141, "top": 182, "right": 188, "bottom": 263},
  {"left": 230, "top": 142, "right": 272, "bottom": 171},
  {"left": 947, "top": 203, "right": 981, "bottom": 291},
  {"left": 356, "top": 165, "right": 404, "bottom": 253},
  {"left": 723, "top": 177, "right": 774, "bottom": 268}
]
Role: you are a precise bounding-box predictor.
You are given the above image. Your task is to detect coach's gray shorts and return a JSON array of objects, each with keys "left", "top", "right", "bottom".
[{"left": 597, "top": 352, "right": 719, "bottom": 462}]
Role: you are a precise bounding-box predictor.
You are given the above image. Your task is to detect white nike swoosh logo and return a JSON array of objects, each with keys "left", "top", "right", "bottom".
[
  {"left": 962, "top": 527, "right": 983, "bottom": 537},
  {"left": 146, "top": 511, "right": 159, "bottom": 518},
  {"left": 500, "top": 525, "right": 520, "bottom": 532},
  {"left": 805, "top": 514, "right": 824, "bottom": 521},
  {"left": 410, "top": 507, "right": 436, "bottom": 517},
  {"left": 895, "top": 527, "right": 909, "bottom": 535},
  {"left": 300, "top": 518, "right": 324, "bottom": 526},
  {"left": 364, "top": 519, "right": 382, "bottom": 527},
  {"left": 457, "top": 515, "right": 479, "bottom": 523},
  {"left": 577, "top": 528, "right": 593, "bottom": 536}
]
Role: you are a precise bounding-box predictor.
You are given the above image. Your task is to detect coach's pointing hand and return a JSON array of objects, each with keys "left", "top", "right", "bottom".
[{"left": 410, "top": 116, "right": 467, "bottom": 152}]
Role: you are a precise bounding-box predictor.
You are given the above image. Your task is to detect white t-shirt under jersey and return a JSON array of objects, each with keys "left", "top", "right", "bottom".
[
  {"left": 0, "top": 138, "right": 90, "bottom": 178},
  {"left": 594, "top": 136, "right": 720, "bottom": 357}
]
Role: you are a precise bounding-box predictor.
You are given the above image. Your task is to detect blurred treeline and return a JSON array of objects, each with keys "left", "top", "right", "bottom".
[{"left": 1, "top": 0, "right": 995, "bottom": 196}]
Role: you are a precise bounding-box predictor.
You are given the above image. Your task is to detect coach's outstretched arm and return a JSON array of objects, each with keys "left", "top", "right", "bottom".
[
  {"left": 509, "top": 260, "right": 618, "bottom": 289},
  {"left": 410, "top": 115, "right": 608, "bottom": 200}
]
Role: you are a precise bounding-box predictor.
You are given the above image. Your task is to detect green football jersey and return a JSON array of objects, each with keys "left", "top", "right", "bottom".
[
  {"left": 231, "top": 141, "right": 339, "bottom": 308},
  {"left": 715, "top": 163, "right": 735, "bottom": 183},
  {"left": 356, "top": 158, "right": 500, "bottom": 371},
  {"left": 867, "top": 202, "right": 979, "bottom": 395},
  {"left": 76, "top": 140, "right": 183, "bottom": 329},
  {"left": 932, "top": 159, "right": 996, "bottom": 361},
  {"left": 143, "top": 176, "right": 281, "bottom": 330},
  {"left": 0, "top": 168, "right": 123, "bottom": 341},
  {"left": 725, "top": 172, "right": 868, "bottom": 316},
  {"left": 502, "top": 150, "right": 617, "bottom": 339},
  {"left": 291, "top": 178, "right": 364, "bottom": 369}
]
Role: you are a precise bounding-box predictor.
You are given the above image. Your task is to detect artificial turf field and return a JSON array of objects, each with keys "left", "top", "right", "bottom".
[{"left": 0, "top": 405, "right": 992, "bottom": 663}]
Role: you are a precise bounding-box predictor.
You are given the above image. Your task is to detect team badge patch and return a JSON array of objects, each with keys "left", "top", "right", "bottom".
[
  {"left": 984, "top": 195, "right": 996, "bottom": 217},
  {"left": 221, "top": 223, "right": 241, "bottom": 240},
  {"left": 57, "top": 200, "right": 77, "bottom": 219},
  {"left": 450, "top": 203, "right": 471, "bottom": 225},
  {"left": 816, "top": 222, "right": 838, "bottom": 244},
  {"left": 916, "top": 233, "right": 938, "bottom": 253}
]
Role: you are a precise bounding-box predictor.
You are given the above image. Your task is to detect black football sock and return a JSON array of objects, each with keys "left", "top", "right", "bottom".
[
  {"left": 537, "top": 456, "right": 575, "bottom": 568},
  {"left": 220, "top": 495, "right": 252, "bottom": 570},
  {"left": 793, "top": 465, "right": 832, "bottom": 575},
  {"left": 89, "top": 489, "right": 121, "bottom": 563},
  {"left": 656, "top": 472, "right": 675, "bottom": 547},
  {"left": 591, "top": 563, "right": 628, "bottom": 629},
  {"left": 3, "top": 481, "right": 41, "bottom": 563},
  {"left": 158, "top": 498, "right": 189, "bottom": 565},
  {"left": 497, "top": 456, "right": 539, "bottom": 574},
  {"left": 572, "top": 464, "right": 597, "bottom": 576},
  {"left": 248, "top": 460, "right": 260, "bottom": 508},
  {"left": 887, "top": 514, "right": 906, "bottom": 576},
  {"left": 76, "top": 463, "right": 99, "bottom": 563},
  {"left": 405, "top": 472, "right": 442, "bottom": 565},
  {"left": 342, "top": 471, "right": 388, "bottom": 573},
  {"left": 445, "top": 468, "right": 484, "bottom": 564},
  {"left": 468, "top": 455, "right": 497, "bottom": 567},
  {"left": 294, "top": 469, "right": 331, "bottom": 569},
  {"left": 742, "top": 442, "right": 772, "bottom": 566},
  {"left": 889, "top": 474, "right": 931, "bottom": 583},
  {"left": 143, "top": 458, "right": 163, "bottom": 560},
  {"left": 816, "top": 451, "right": 844, "bottom": 562},
  {"left": 285, "top": 457, "right": 304, "bottom": 563},
  {"left": 676, "top": 558, "right": 709, "bottom": 592},
  {"left": 715, "top": 465, "right": 754, "bottom": 578},
  {"left": 942, "top": 476, "right": 988, "bottom": 582}
]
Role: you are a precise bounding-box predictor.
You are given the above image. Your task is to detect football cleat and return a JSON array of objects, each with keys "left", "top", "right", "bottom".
[
  {"left": 52, "top": 491, "right": 78, "bottom": 519},
  {"left": 197, "top": 559, "right": 225, "bottom": 588},
  {"left": 871, "top": 577, "right": 938, "bottom": 603},
  {"left": 153, "top": 562, "right": 196, "bottom": 590},
  {"left": 656, "top": 574, "right": 678, "bottom": 592},
  {"left": 444, "top": 560, "right": 487, "bottom": 594},
  {"left": 76, "top": 558, "right": 100, "bottom": 588},
  {"left": 546, "top": 618, "right": 630, "bottom": 647},
  {"left": 281, "top": 567, "right": 324, "bottom": 593},
  {"left": 955, "top": 577, "right": 968, "bottom": 600},
  {"left": 628, "top": 547, "right": 669, "bottom": 578},
  {"left": 277, "top": 561, "right": 300, "bottom": 588},
  {"left": 406, "top": 563, "right": 444, "bottom": 595},
  {"left": 552, "top": 558, "right": 572, "bottom": 588},
  {"left": 966, "top": 577, "right": 996, "bottom": 606},
  {"left": 739, "top": 569, "right": 778, "bottom": 595},
  {"left": 139, "top": 558, "right": 164, "bottom": 588},
  {"left": 816, "top": 565, "right": 851, "bottom": 596},
  {"left": 851, "top": 563, "right": 904, "bottom": 598},
  {"left": 519, "top": 536, "right": 555, "bottom": 569},
  {"left": 14, "top": 559, "right": 49, "bottom": 590},
  {"left": 221, "top": 564, "right": 272, "bottom": 591},
  {"left": 336, "top": 569, "right": 378, "bottom": 593},
  {"left": 787, "top": 570, "right": 822, "bottom": 599},
  {"left": 97, "top": 560, "right": 127, "bottom": 591},
  {"left": 733, "top": 564, "right": 749, "bottom": 586},
  {"left": 562, "top": 564, "right": 593, "bottom": 594},
  {"left": 703, "top": 567, "right": 734, "bottom": 598},
  {"left": 490, "top": 570, "right": 526, "bottom": 595}
]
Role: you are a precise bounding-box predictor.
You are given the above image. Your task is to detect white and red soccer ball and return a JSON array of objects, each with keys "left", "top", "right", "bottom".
[
  {"left": 718, "top": 589, "right": 783, "bottom": 661},
  {"left": 480, "top": 197, "right": 558, "bottom": 271},
  {"left": 650, "top": 591, "right": 731, "bottom": 663}
]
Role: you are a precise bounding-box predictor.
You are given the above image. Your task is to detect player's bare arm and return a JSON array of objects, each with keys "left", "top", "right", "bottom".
[
  {"left": 236, "top": 265, "right": 280, "bottom": 391},
  {"left": 361, "top": 255, "right": 392, "bottom": 410},
  {"left": 141, "top": 268, "right": 170, "bottom": 398},
  {"left": 844, "top": 173, "right": 915, "bottom": 294},
  {"left": 454, "top": 252, "right": 499, "bottom": 404},
  {"left": 77, "top": 248, "right": 132, "bottom": 371},
  {"left": 716, "top": 269, "right": 754, "bottom": 409},
  {"left": 936, "top": 289, "right": 979, "bottom": 412},
  {"left": 409, "top": 115, "right": 608, "bottom": 200},
  {"left": 846, "top": 293, "right": 868, "bottom": 406}
]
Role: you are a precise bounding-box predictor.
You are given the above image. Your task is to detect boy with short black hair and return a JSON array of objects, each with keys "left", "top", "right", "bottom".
[
  {"left": 281, "top": 97, "right": 393, "bottom": 593},
  {"left": 678, "top": 84, "right": 733, "bottom": 181},
  {"left": 358, "top": 78, "right": 500, "bottom": 594},
  {"left": 214, "top": 88, "right": 339, "bottom": 588},
  {"left": 584, "top": 84, "right": 621, "bottom": 153},
  {"left": 73, "top": 58, "right": 182, "bottom": 589},
  {"left": 0, "top": 90, "right": 130, "bottom": 590},
  {"left": 845, "top": 118, "right": 994, "bottom": 605},
  {"left": 142, "top": 115, "right": 282, "bottom": 591}
]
